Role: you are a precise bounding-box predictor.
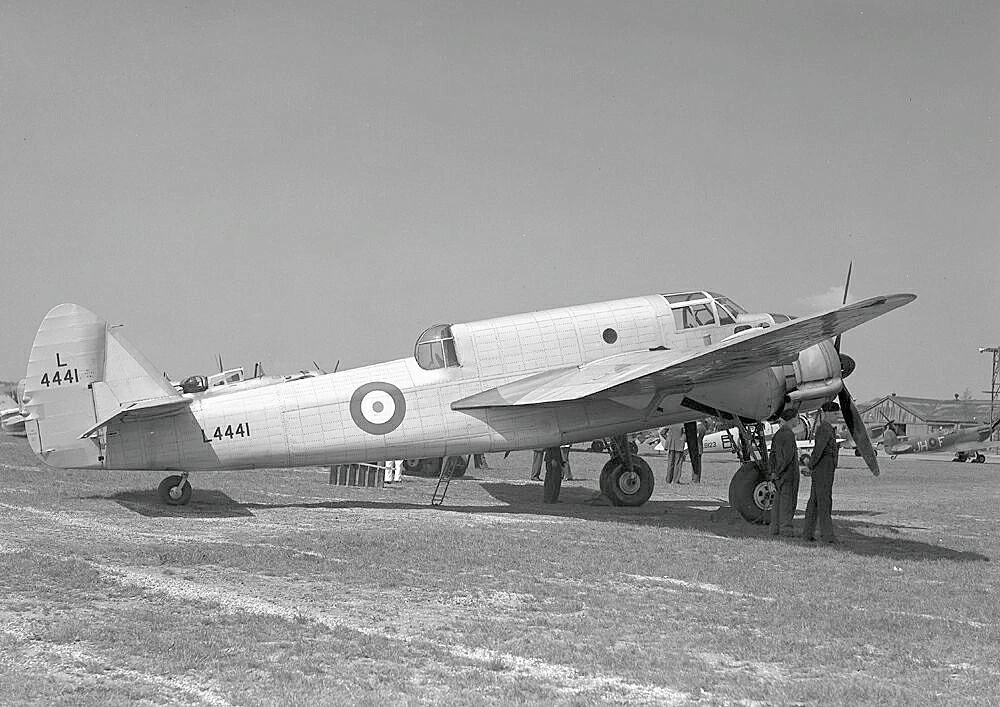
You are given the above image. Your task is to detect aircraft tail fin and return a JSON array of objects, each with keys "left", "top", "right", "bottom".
[{"left": 24, "top": 304, "right": 184, "bottom": 469}]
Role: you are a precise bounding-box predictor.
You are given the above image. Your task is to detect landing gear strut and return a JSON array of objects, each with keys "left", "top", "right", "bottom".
[
  {"left": 724, "top": 419, "right": 775, "bottom": 524},
  {"left": 598, "top": 434, "right": 654, "bottom": 506},
  {"left": 157, "top": 473, "right": 192, "bottom": 505}
]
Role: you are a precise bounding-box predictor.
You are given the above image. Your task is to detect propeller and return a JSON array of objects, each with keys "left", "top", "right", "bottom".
[{"left": 832, "top": 261, "right": 880, "bottom": 476}]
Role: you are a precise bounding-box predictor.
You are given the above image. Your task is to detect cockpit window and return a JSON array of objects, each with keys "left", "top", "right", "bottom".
[
  {"left": 663, "top": 291, "right": 709, "bottom": 304},
  {"left": 672, "top": 302, "right": 717, "bottom": 329},
  {"left": 415, "top": 324, "right": 460, "bottom": 370},
  {"left": 715, "top": 301, "right": 736, "bottom": 325},
  {"left": 711, "top": 295, "right": 748, "bottom": 316}
]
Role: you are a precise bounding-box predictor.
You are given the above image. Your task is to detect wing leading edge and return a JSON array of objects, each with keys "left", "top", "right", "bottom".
[{"left": 452, "top": 293, "right": 915, "bottom": 410}]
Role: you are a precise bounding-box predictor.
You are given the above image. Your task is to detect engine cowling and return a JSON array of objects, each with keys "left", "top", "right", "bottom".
[{"left": 778, "top": 339, "right": 843, "bottom": 406}]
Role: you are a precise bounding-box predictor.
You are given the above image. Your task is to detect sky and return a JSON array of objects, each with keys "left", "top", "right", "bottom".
[{"left": 1, "top": 1, "right": 997, "bottom": 403}]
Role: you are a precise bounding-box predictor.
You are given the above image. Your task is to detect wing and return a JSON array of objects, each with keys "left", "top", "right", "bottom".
[{"left": 453, "top": 293, "right": 915, "bottom": 409}]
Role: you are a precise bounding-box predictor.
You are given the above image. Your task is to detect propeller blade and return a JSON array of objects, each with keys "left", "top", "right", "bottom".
[
  {"left": 839, "top": 386, "right": 879, "bottom": 476},
  {"left": 834, "top": 261, "right": 853, "bottom": 353}
]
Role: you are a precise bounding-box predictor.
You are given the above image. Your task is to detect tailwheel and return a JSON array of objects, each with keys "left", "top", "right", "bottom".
[
  {"left": 728, "top": 461, "right": 773, "bottom": 524},
  {"left": 157, "top": 473, "right": 192, "bottom": 506},
  {"left": 600, "top": 456, "right": 654, "bottom": 507}
]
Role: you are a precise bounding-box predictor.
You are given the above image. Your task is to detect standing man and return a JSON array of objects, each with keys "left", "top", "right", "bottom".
[
  {"left": 803, "top": 401, "right": 840, "bottom": 543},
  {"left": 684, "top": 420, "right": 706, "bottom": 483},
  {"left": 769, "top": 409, "right": 800, "bottom": 536},
  {"left": 542, "top": 446, "right": 564, "bottom": 503},
  {"left": 662, "top": 424, "right": 687, "bottom": 483},
  {"left": 529, "top": 450, "right": 544, "bottom": 481},
  {"left": 882, "top": 421, "right": 898, "bottom": 456}
]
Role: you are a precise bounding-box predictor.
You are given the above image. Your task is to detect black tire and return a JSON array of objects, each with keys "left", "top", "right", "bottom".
[
  {"left": 599, "top": 459, "right": 615, "bottom": 497},
  {"left": 590, "top": 440, "right": 606, "bottom": 453},
  {"left": 402, "top": 458, "right": 443, "bottom": 477},
  {"left": 448, "top": 455, "right": 470, "bottom": 477},
  {"left": 728, "top": 462, "right": 773, "bottom": 524},
  {"left": 157, "top": 475, "right": 192, "bottom": 506},
  {"left": 974, "top": 453, "right": 986, "bottom": 463},
  {"left": 604, "top": 456, "right": 654, "bottom": 507}
]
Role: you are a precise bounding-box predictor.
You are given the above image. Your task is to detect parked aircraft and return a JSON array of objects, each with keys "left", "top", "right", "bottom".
[
  {"left": 881, "top": 419, "right": 1000, "bottom": 463},
  {"left": 21, "top": 289, "right": 914, "bottom": 513},
  {"left": 698, "top": 417, "right": 830, "bottom": 466},
  {"left": 1, "top": 381, "right": 28, "bottom": 438}
]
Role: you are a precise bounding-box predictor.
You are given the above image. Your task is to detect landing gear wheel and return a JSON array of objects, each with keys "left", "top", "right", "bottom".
[
  {"left": 403, "top": 458, "right": 443, "bottom": 477},
  {"left": 447, "top": 455, "right": 470, "bottom": 477},
  {"left": 601, "top": 456, "right": 654, "bottom": 507},
  {"left": 728, "top": 462, "right": 773, "bottom": 524},
  {"left": 157, "top": 475, "right": 192, "bottom": 506},
  {"left": 974, "top": 453, "right": 986, "bottom": 463}
]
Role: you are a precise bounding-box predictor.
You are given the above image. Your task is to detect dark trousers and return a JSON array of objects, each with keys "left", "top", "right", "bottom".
[
  {"left": 803, "top": 467, "right": 835, "bottom": 541},
  {"left": 769, "top": 471, "right": 799, "bottom": 535},
  {"left": 543, "top": 447, "right": 563, "bottom": 503},
  {"left": 684, "top": 421, "right": 702, "bottom": 483}
]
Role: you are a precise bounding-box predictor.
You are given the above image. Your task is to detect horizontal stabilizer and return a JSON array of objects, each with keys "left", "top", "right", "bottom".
[
  {"left": 453, "top": 293, "right": 915, "bottom": 409},
  {"left": 78, "top": 391, "right": 191, "bottom": 439}
]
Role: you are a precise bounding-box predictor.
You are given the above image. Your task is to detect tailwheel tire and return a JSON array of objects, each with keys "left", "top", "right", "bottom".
[
  {"left": 728, "top": 461, "right": 773, "bottom": 524},
  {"left": 157, "top": 475, "right": 192, "bottom": 506},
  {"left": 602, "top": 456, "right": 654, "bottom": 507}
]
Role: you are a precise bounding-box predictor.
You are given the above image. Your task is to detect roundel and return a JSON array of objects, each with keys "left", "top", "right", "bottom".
[{"left": 350, "top": 382, "right": 406, "bottom": 435}]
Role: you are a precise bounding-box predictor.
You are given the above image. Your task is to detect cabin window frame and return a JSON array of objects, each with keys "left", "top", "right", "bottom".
[{"left": 414, "top": 324, "right": 461, "bottom": 370}]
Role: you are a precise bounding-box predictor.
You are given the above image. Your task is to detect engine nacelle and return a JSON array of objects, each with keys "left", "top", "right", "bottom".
[{"left": 778, "top": 339, "right": 842, "bottom": 407}]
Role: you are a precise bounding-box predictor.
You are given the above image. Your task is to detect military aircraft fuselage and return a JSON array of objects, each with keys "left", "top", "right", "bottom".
[{"left": 34, "top": 292, "right": 845, "bottom": 471}]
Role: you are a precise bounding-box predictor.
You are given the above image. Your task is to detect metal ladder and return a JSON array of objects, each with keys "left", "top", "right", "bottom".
[{"left": 430, "top": 456, "right": 458, "bottom": 506}]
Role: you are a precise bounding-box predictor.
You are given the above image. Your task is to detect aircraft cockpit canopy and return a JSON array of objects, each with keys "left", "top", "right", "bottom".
[
  {"left": 662, "top": 291, "right": 747, "bottom": 330},
  {"left": 415, "top": 324, "right": 460, "bottom": 370}
]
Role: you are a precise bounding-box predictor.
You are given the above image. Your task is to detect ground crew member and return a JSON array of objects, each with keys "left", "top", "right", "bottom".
[
  {"left": 561, "top": 445, "right": 573, "bottom": 480},
  {"left": 769, "top": 409, "right": 800, "bottom": 536},
  {"left": 473, "top": 453, "right": 490, "bottom": 470},
  {"left": 803, "top": 401, "right": 840, "bottom": 543},
  {"left": 662, "top": 424, "right": 686, "bottom": 483},
  {"left": 684, "top": 420, "right": 705, "bottom": 483},
  {"left": 529, "top": 449, "right": 544, "bottom": 481},
  {"left": 882, "top": 421, "right": 898, "bottom": 456},
  {"left": 543, "top": 446, "right": 564, "bottom": 503}
]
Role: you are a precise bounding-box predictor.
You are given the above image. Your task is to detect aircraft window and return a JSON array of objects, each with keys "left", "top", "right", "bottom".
[
  {"left": 716, "top": 302, "right": 736, "bottom": 325},
  {"left": 770, "top": 313, "right": 791, "bottom": 323},
  {"left": 672, "top": 303, "right": 717, "bottom": 329},
  {"left": 663, "top": 291, "right": 709, "bottom": 304},
  {"left": 415, "top": 324, "right": 460, "bottom": 370},
  {"left": 713, "top": 296, "right": 747, "bottom": 315}
]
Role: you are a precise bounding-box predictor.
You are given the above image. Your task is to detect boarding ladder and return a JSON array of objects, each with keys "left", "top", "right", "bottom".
[{"left": 430, "top": 456, "right": 459, "bottom": 506}]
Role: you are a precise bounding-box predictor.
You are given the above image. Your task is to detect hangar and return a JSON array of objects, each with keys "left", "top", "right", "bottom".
[{"left": 860, "top": 394, "right": 996, "bottom": 438}]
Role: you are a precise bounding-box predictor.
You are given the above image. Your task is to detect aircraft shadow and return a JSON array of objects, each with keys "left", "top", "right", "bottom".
[
  {"left": 470, "top": 483, "right": 989, "bottom": 564},
  {"left": 93, "top": 490, "right": 255, "bottom": 519}
]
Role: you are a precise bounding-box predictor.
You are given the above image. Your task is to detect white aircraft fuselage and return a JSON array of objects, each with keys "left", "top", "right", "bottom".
[{"left": 24, "top": 290, "right": 902, "bottom": 474}]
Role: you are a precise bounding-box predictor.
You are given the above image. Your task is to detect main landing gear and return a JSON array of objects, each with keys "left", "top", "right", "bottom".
[
  {"left": 723, "top": 420, "right": 774, "bottom": 524},
  {"left": 157, "top": 473, "right": 192, "bottom": 505},
  {"left": 598, "top": 435, "right": 654, "bottom": 506}
]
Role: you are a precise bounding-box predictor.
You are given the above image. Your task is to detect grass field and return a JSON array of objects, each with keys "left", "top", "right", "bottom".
[{"left": 1, "top": 436, "right": 998, "bottom": 705}]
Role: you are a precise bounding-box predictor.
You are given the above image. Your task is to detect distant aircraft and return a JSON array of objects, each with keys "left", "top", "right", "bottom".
[
  {"left": 20, "top": 289, "right": 914, "bottom": 514},
  {"left": 698, "top": 416, "right": 832, "bottom": 466},
  {"left": 881, "top": 419, "right": 1000, "bottom": 463},
  {"left": 1, "top": 381, "right": 28, "bottom": 438}
]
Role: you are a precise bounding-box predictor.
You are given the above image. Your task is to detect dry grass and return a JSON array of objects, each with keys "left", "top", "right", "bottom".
[{"left": 1, "top": 435, "right": 998, "bottom": 705}]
